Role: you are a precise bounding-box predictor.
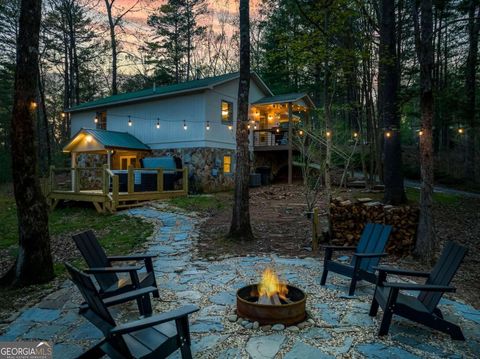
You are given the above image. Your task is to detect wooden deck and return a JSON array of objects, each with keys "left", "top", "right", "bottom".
[{"left": 43, "top": 165, "right": 188, "bottom": 213}]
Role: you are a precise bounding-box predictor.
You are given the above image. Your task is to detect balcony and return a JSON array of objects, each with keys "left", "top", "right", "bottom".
[{"left": 253, "top": 129, "right": 290, "bottom": 151}]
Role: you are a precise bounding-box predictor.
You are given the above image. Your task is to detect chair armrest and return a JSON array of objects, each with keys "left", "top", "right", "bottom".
[
  {"left": 321, "top": 245, "right": 357, "bottom": 252},
  {"left": 85, "top": 266, "right": 143, "bottom": 274},
  {"left": 383, "top": 282, "right": 456, "bottom": 293},
  {"left": 103, "top": 286, "right": 158, "bottom": 306},
  {"left": 374, "top": 266, "right": 430, "bottom": 277},
  {"left": 354, "top": 252, "right": 388, "bottom": 258},
  {"left": 110, "top": 305, "right": 199, "bottom": 335},
  {"left": 108, "top": 254, "right": 157, "bottom": 261}
]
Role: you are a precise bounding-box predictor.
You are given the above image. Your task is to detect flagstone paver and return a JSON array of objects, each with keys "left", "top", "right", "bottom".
[{"left": 1, "top": 203, "right": 479, "bottom": 358}]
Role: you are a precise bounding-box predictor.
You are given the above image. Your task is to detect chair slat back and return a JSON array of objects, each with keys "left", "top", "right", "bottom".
[
  {"left": 72, "top": 230, "right": 118, "bottom": 290},
  {"left": 351, "top": 223, "right": 392, "bottom": 272},
  {"left": 418, "top": 241, "right": 467, "bottom": 312},
  {"left": 64, "top": 262, "right": 115, "bottom": 331}
]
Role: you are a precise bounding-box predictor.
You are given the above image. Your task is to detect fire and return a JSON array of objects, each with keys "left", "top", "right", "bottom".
[{"left": 258, "top": 268, "right": 288, "bottom": 301}]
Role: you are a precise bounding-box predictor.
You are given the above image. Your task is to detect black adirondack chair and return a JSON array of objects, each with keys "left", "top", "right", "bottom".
[
  {"left": 72, "top": 230, "right": 159, "bottom": 315},
  {"left": 65, "top": 262, "right": 199, "bottom": 359},
  {"left": 369, "top": 241, "right": 468, "bottom": 340},
  {"left": 320, "top": 223, "right": 392, "bottom": 295}
]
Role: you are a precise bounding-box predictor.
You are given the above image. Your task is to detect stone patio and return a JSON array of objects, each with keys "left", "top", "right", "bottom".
[{"left": 1, "top": 205, "right": 479, "bottom": 358}]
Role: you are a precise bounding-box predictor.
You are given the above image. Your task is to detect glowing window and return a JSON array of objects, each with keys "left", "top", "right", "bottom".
[
  {"left": 223, "top": 155, "right": 232, "bottom": 173},
  {"left": 221, "top": 100, "right": 233, "bottom": 125}
]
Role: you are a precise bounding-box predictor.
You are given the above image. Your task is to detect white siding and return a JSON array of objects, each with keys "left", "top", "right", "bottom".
[
  {"left": 104, "top": 92, "right": 206, "bottom": 150},
  {"left": 204, "top": 79, "right": 267, "bottom": 150},
  {"left": 70, "top": 110, "right": 97, "bottom": 135},
  {"left": 69, "top": 77, "right": 270, "bottom": 150}
]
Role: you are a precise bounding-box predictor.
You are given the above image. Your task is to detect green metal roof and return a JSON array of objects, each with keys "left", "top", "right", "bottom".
[
  {"left": 67, "top": 72, "right": 251, "bottom": 113},
  {"left": 64, "top": 128, "right": 150, "bottom": 152},
  {"left": 252, "top": 93, "right": 315, "bottom": 107}
]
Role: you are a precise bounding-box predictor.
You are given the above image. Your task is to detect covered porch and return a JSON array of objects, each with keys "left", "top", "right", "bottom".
[
  {"left": 43, "top": 129, "right": 188, "bottom": 212},
  {"left": 250, "top": 93, "right": 315, "bottom": 184}
]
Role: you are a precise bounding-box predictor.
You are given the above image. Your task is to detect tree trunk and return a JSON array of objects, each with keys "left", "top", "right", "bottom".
[
  {"left": 229, "top": 0, "right": 253, "bottom": 240},
  {"left": 1, "top": 0, "right": 54, "bottom": 286},
  {"left": 380, "top": 0, "right": 406, "bottom": 205},
  {"left": 413, "top": 0, "right": 436, "bottom": 262},
  {"left": 464, "top": 1, "right": 480, "bottom": 181},
  {"left": 105, "top": 0, "right": 117, "bottom": 95}
]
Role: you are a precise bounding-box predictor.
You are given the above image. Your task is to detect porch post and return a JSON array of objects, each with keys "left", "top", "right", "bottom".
[
  {"left": 288, "top": 102, "right": 293, "bottom": 185},
  {"left": 71, "top": 152, "right": 77, "bottom": 192},
  {"left": 107, "top": 150, "right": 111, "bottom": 169}
]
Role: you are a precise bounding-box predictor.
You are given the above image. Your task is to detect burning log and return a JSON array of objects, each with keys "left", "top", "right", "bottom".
[{"left": 256, "top": 268, "right": 288, "bottom": 305}]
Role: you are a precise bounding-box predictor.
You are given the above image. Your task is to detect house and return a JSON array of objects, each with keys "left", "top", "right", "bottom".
[{"left": 64, "top": 72, "right": 315, "bottom": 192}]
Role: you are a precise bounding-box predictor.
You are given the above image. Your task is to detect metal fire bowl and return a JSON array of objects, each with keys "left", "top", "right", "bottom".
[{"left": 236, "top": 284, "right": 307, "bottom": 325}]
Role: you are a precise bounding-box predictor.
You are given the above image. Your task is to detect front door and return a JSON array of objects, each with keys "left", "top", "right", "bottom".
[{"left": 119, "top": 156, "right": 137, "bottom": 170}]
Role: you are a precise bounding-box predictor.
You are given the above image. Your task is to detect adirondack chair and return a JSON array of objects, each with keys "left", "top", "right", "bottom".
[
  {"left": 369, "top": 241, "right": 467, "bottom": 340},
  {"left": 320, "top": 223, "right": 392, "bottom": 296},
  {"left": 72, "top": 230, "right": 159, "bottom": 315},
  {"left": 65, "top": 262, "right": 199, "bottom": 359}
]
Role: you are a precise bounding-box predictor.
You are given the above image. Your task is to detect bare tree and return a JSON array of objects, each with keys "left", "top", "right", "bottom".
[
  {"left": 104, "top": 0, "right": 141, "bottom": 94},
  {"left": 1, "top": 0, "right": 54, "bottom": 286},
  {"left": 229, "top": 0, "right": 253, "bottom": 240}
]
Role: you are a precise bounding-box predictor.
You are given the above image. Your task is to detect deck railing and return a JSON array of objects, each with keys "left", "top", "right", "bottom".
[
  {"left": 253, "top": 129, "right": 289, "bottom": 147},
  {"left": 45, "top": 165, "right": 188, "bottom": 212}
]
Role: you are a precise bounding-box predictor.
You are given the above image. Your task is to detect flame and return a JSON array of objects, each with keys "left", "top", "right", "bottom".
[{"left": 257, "top": 268, "right": 288, "bottom": 300}]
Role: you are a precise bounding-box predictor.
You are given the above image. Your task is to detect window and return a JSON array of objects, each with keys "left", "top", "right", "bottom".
[
  {"left": 120, "top": 156, "right": 137, "bottom": 170},
  {"left": 221, "top": 100, "right": 233, "bottom": 125},
  {"left": 96, "top": 111, "right": 107, "bottom": 130},
  {"left": 223, "top": 155, "right": 232, "bottom": 174}
]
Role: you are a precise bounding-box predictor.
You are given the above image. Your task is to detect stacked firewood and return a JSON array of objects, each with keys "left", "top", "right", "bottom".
[{"left": 329, "top": 197, "right": 419, "bottom": 255}]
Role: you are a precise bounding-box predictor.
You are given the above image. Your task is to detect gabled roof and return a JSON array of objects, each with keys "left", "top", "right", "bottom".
[
  {"left": 252, "top": 93, "right": 315, "bottom": 108},
  {"left": 63, "top": 128, "right": 150, "bottom": 152},
  {"left": 67, "top": 72, "right": 273, "bottom": 113}
]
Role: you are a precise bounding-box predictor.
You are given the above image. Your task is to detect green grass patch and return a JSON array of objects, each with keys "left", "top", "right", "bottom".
[
  {"left": 0, "top": 191, "right": 154, "bottom": 273},
  {"left": 168, "top": 194, "right": 227, "bottom": 212}
]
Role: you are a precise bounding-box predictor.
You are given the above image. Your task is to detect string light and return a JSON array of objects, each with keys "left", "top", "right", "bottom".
[
  {"left": 206, "top": 121, "right": 210, "bottom": 131},
  {"left": 276, "top": 128, "right": 280, "bottom": 133},
  {"left": 247, "top": 124, "right": 251, "bottom": 129},
  {"left": 228, "top": 124, "right": 233, "bottom": 131},
  {"left": 254, "top": 123, "right": 257, "bottom": 130},
  {"left": 31, "top": 101, "right": 37, "bottom": 109},
  {"left": 385, "top": 131, "right": 391, "bottom": 138},
  {"left": 326, "top": 130, "right": 332, "bottom": 138},
  {"left": 61, "top": 112, "right": 66, "bottom": 118},
  {"left": 299, "top": 130, "right": 304, "bottom": 136},
  {"left": 183, "top": 120, "right": 188, "bottom": 130},
  {"left": 156, "top": 118, "right": 160, "bottom": 129},
  {"left": 353, "top": 132, "right": 359, "bottom": 138},
  {"left": 94, "top": 116, "right": 98, "bottom": 124},
  {"left": 418, "top": 130, "right": 424, "bottom": 136},
  {"left": 128, "top": 116, "right": 132, "bottom": 127},
  {"left": 458, "top": 128, "right": 464, "bottom": 134}
]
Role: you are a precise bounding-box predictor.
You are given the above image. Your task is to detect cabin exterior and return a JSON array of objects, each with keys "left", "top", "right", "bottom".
[{"left": 62, "top": 72, "right": 314, "bottom": 198}]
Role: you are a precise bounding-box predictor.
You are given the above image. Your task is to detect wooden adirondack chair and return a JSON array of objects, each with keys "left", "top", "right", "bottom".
[
  {"left": 369, "top": 241, "right": 468, "bottom": 340},
  {"left": 72, "top": 230, "right": 159, "bottom": 315},
  {"left": 320, "top": 223, "right": 392, "bottom": 295},
  {"left": 65, "top": 262, "right": 199, "bottom": 359}
]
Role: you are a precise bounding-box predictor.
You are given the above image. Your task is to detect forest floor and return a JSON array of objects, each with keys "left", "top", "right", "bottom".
[
  {"left": 0, "top": 184, "right": 154, "bottom": 323},
  {"left": 169, "top": 184, "right": 480, "bottom": 309}
]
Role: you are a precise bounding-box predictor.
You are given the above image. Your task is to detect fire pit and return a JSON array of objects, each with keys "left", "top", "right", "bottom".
[{"left": 236, "top": 268, "right": 307, "bottom": 325}]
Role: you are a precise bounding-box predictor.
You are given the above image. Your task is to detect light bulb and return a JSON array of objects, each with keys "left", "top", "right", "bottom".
[
  {"left": 353, "top": 132, "right": 358, "bottom": 138},
  {"left": 326, "top": 130, "right": 332, "bottom": 138},
  {"left": 385, "top": 131, "right": 391, "bottom": 138},
  {"left": 458, "top": 128, "right": 464, "bottom": 134},
  {"left": 128, "top": 116, "right": 132, "bottom": 126},
  {"left": 228, "top": 125, "right": 233, "bottom": 131},
  {"left": 183, "top": 120, "right": 187, "bottom": 130},
  {"left": 299, "top": 130, "right": 304, "bottom": 136},
  {"left": 206, "top": 121, "right": 210, "bottom": 131},
  {"left": 418, "top": 130, "right": 424, "bottom": 136},
  {"left": 94, "top": 117, "right": 98, "bottom": 124}
]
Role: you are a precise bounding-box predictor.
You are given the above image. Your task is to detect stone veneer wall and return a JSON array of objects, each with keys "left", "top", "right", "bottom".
[
  {"left": 76, "top": 153, "right": 107, "bottom": 190},
  {"left": 152, "top": 147, "right": 235, "bottom": 192}
]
